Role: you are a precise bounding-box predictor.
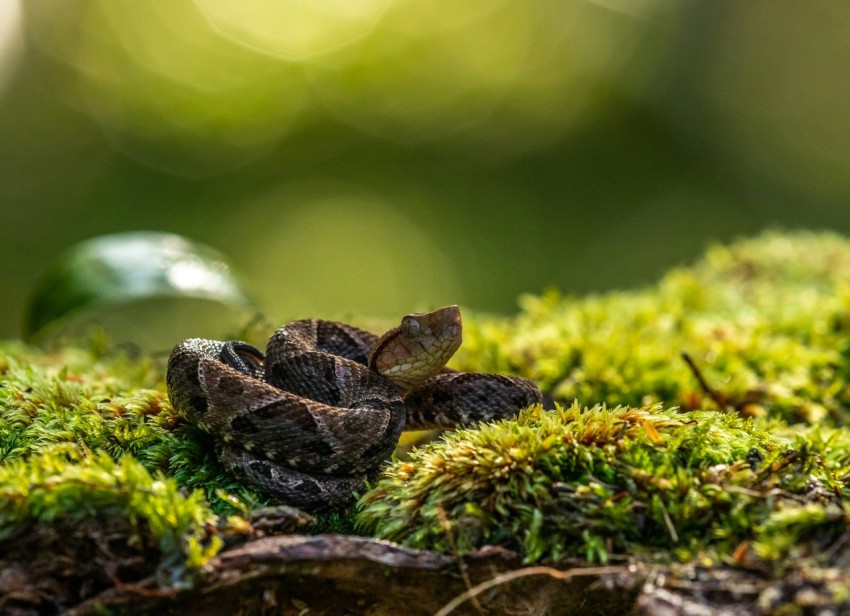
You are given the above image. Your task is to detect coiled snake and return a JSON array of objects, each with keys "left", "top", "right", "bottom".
[{"left": 166, "top": 306, "right": 541, "bottom": 511}]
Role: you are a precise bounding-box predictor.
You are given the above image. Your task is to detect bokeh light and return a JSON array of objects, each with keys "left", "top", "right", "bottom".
[
  {"left": 195, "top": 0, "right": 392, "bottom": 60},
  {"left": 306, "top": 0, "right": 676, "bottom": 153},
  {"left": 22, "top": 0, "right": 676, "bottom": 177},
  {"left": 26, "top": 0, "right": 308, "bottom": 176},
  {"left": 225, "top": 186, "right": 461, "bottom": 321},
  {"left": 3, "top": 2, "right": 850, "bottom": 340},
  {"left": 656, "top": 3, "right": 850, "bottom": 204},
  {"left": 0, "top": 0, "right": 22, "bottom": 96}
]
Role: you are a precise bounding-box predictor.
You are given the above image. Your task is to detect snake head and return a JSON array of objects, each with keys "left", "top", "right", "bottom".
[{"left": 368, "top": 305, "right": 463, "bottom": 395}]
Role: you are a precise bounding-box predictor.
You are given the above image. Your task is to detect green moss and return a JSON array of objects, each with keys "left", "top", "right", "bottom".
[
  {"left": 361, "top": 231, "right": 850, "bottom": 565},
  {"left": 0, "top": 445, "right": 221, "bottom": 574},
  {"left": 0, "top": 341, "right": 262, "bottom": 577},
  {"left": 453, "top": 231, "right": 850, "bottom": 425},
  {"left": 753, "top": 502, "right": 847, "bottom": 562},
  {"left": 0, "top": 340, "right": 169, "bottom": 461},
  {"left": 0, "top": 341, "right": 263, "bottom": 510},
  {"left": 361, "top": 403, "right": 769, "bottom": 562},
  {"left": 4, "top": 230, "right": 850, "bottom": 579},
  {"left": 358, "top": 401, "right": 850, "bottom": 565}
]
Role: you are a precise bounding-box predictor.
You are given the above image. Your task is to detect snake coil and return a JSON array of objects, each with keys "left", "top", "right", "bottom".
[{"left": 166, "top": 306, "right": 541, "bottom": 511}]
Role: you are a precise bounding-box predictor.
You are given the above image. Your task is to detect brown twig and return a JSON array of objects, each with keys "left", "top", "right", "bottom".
[
  {"left": 433, "top": 565, "right": 629, "bottom": 616},
  {"left": 436, "top": 506, "right": 485, "bottom": 615},
  {"left": 658, "top": 500, "right": 679, "bottom": 543},
  {"left": 680, "top": 351, "right": 730, "bottom": 412}
]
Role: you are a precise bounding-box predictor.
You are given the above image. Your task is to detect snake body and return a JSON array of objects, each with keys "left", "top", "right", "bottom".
[{"left": 166, "top": 306, "right": 541, "bottom": 511}]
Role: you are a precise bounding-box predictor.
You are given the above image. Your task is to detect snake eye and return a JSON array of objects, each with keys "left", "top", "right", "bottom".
[{"left": 401, "top": 316, "right": 421, "bottom": 337}]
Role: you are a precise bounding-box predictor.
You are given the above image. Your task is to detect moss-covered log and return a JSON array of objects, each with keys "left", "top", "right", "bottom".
[{"left": 4, "top": 231, "right": 850, "bottom": 614}]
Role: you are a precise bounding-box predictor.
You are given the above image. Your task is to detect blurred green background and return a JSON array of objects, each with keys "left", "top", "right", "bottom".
[{"left": 2, "top": 1, "right": 850, "bottom": 340}]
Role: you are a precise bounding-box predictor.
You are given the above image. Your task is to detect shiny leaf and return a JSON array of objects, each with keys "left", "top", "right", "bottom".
[{"left": 25, "top": 232, "right": 260, "bottom": 348}]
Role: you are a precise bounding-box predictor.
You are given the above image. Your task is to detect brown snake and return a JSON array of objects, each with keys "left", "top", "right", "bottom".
[{"left": 166, "top": 306, "right": 541, "bottom": 511}]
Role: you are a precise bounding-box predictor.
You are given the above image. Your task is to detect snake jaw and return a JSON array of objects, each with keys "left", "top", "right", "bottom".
[{"left": 368, "top": 305, "right": 463, "bottom": 395}]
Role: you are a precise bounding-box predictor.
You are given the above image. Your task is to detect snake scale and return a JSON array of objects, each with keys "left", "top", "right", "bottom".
[{"left": 166, "top": 306, "right": 541, "bottom": 511}]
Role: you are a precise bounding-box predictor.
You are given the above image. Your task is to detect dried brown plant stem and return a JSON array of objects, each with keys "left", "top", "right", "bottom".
[
  {"left": 433, "top": 565, "right": 629, "bottom": 616},
  {"left": 680, "top": 351, "right": 731, "bottom": 412},
  {"left": 436, "top": 506, "right": 485, "bottom": 615}
]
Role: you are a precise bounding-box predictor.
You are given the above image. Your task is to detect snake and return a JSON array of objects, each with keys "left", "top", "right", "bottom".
[{"left": 166, "top": 306, "right": 541, "bottom": 511}]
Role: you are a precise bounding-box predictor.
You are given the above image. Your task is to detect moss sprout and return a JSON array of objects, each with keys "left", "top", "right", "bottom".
[{"left": 361, "top": 404, "right": 755, "bottom": 561}]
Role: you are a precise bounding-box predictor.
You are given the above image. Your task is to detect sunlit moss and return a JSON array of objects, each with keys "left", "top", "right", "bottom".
[
  {"left": 753, "top": 503, "right": 847, "bottom": 563},
  {"left": 0, "top": 340, "right": 262, "bottom": 578},
  {"left": 0, "top": 445, "right": 221, "bottom": 576},
  {"left": 0, "top": 341, "right": 263, "bottom": 508},
  {"left": 453, "top": 230, "right": 850, "bottom": 425},
  {"left": 5, "top": 230, "right": 850, "bottom": 578},
  {"left": 358, "top": 401, "right": 850, "bottom": 566},
  {"left": 359, "top": 403, "right": 787, "bottom": 563},
  {"left": 362, "top": 231, "right": 850, "bottom": 565}
]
